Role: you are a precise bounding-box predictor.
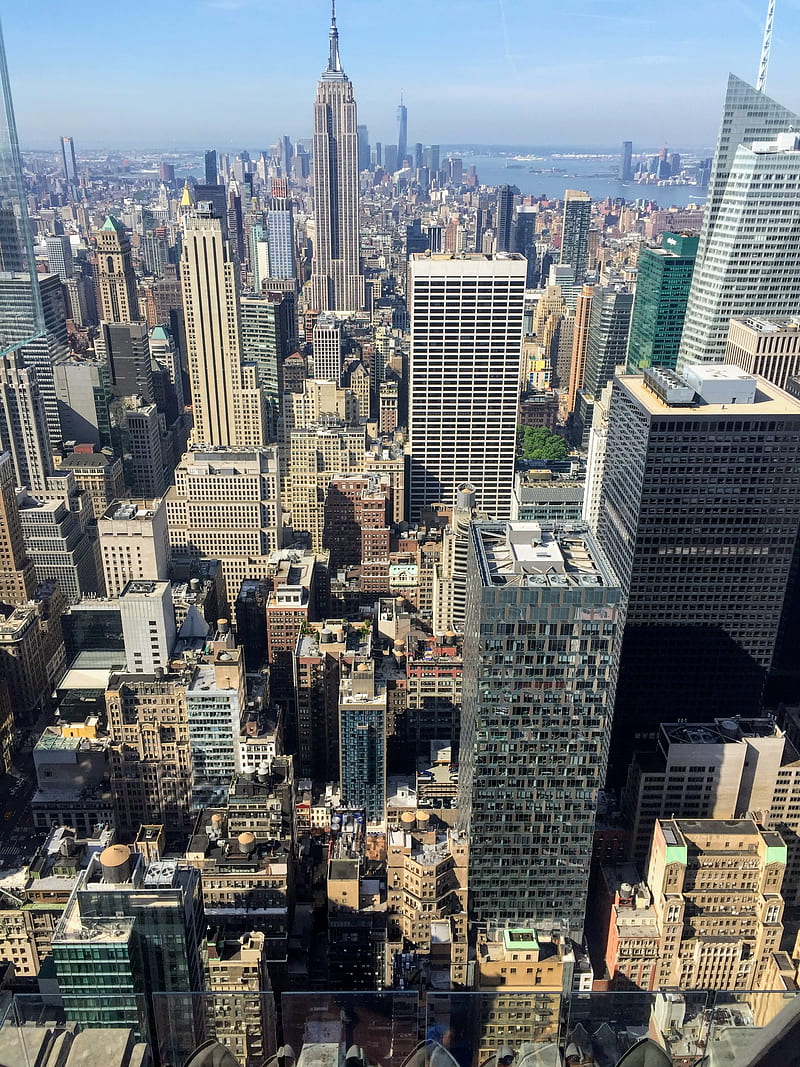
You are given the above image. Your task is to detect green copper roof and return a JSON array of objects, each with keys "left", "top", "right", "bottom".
[
  {"left": 150, "top": 325, "right": 169, "bottom": 340},
  {"left": 100, "top": 215, "right": 124, "bottom": 232}
]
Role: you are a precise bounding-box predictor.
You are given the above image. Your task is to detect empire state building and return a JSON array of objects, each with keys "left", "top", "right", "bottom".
[{"left": 310, "top": 3, "right": 364, "bottom": 313}]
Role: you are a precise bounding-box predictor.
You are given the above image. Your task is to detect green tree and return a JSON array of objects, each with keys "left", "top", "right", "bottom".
[{"left": 518, "top": 425, "right": 568, "bottom": 461}]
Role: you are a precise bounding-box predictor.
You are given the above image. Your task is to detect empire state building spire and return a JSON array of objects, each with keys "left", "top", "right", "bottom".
[
  {"left": 328, "top": 0, "right": 342, "bottom": 73},
  {"left": 310, "top": 2, "right": 365, "bottom": 312}
]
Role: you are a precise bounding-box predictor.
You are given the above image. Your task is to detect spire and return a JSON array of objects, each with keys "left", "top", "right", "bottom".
[
  {"left": 757, "top": 0, "right": 776, "bottom": 92},
  {"left": 328, "top": 0, "right": 342, "bottom": 73}
]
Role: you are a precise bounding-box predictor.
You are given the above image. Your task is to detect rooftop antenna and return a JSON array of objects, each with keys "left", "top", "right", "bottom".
[{"left": 756, "top": 0, "right": 775, "bottom": 93}]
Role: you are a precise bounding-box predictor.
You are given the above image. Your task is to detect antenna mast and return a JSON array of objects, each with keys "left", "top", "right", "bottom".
[{"left": 757, "top": 0, "right": 775, "bottom": 93}]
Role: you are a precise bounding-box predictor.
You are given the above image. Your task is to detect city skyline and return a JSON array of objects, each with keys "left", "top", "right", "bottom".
[{"left": 4, "top": 0, "right": 800, "bottom": 148}]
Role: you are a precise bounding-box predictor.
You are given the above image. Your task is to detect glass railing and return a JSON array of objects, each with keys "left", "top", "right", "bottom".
[{"left": 2, "top": 988, "right": 800, "bottom": 1066}]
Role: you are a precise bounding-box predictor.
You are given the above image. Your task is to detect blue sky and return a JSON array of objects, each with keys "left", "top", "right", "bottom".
[{"left": 4, "top": 0, "right": 800, "bottom": 150}]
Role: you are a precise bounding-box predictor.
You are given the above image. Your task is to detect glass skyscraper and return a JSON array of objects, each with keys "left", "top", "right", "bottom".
[
  {"left": 458, "top": 521, "right": 623, "bottom": 937},
  {"left": 627, "top": 231, "right": 698, "bottom": 372},
  {"left": 0, "top": 18, "right": 44, "bottom": 355},
  {"left": 679, "top": 76, "right": 800, "bottom": 366}
]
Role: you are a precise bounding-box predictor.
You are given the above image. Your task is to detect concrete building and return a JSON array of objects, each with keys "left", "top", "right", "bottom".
[
  {"left": 647, "top": 818, "right": 785, "bottom": 991},
  {"left": 408, "top": 253, "right": 525, "bottom": 519},
  {"left": 622, "top": 718, "right": 789, "bottom": 868},
  {"left": 385, "top": 812, "right": 468, "bottom": 989},
  {"left": 0, "top": 350, "right": 53, "bottom": 493},
  {"left": 205, "top": 930, "right": 276, "bottom": 1067},
  {"left": 31, "top": 726, "right": 116, "bottom": 834},
  {"left": 17, "top": 487, "right": 98, "bottom": 602},
  {"left": 311, "top": 315, "right": 343, "bottom": 382},
  {"left": 286, "top": 424, "right": 365, "bottom": 549},
  {"left": 458, "top": 521, "right": 623, "bottom": 937},
  {"left": 596, "top": 368, "right": 800, "bottom": 781},
  {"left": 265, "top": 549, "right": 320, "bottom": 697},
  {"left": 56, "top": 451, "right": 125, "bottom": 519},
  {"left": 118, "top": 579, "right": 176, "bottom": 676},
  {"left": 186, "top": 631, "right": 246, "bottom": 810},
  {"left": 0, "top": 450, "right": 36, "bottom": 604},
  {"left": 185, "top": 756, "right": 295, "bottom": 965},
  {"left": 106, "top": 666, "right": 194, "bottom": 833},
  {"left": 98, "top": 498, "right": 170, "bottom": 598},
  {"left": 725, "top": 316, "right": 800, "bottom": 389},
  {"left": 511, "top": 473, "right": 584, "bottom": 523},
  {"left": 165, "top": 447, "right": 282, "bottom": 600}
]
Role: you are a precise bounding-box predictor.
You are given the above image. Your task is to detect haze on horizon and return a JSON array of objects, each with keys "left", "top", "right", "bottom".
[{"left": 4, "top": 0, "right": 800, "bottom": 151}]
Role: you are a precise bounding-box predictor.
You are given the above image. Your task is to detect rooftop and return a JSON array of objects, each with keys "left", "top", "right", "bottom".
[
  {"left": 474, "top": 521, "right": 617, "bottom": 590},
  {"left": 625, "top": 371, "right": 800, "bottom": 416}
]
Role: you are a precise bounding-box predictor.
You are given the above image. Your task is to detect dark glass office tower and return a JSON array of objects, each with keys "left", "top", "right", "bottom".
[
  {"left": 495, "top": 184, "right": 515, "bottom": 253},
  {"left": 458, "top": 521, "right": 623, "bottom": 937},
  {"left": 627, "top": 231, "right": 698, "bottom": 372},
  {"left": 597, "top": 367, "right": 800, "bottom": 783}
]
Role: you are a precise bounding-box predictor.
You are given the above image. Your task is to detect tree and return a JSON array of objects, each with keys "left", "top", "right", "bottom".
[{"left": 517, "top": 425, "right": 568, "bottom": 461}]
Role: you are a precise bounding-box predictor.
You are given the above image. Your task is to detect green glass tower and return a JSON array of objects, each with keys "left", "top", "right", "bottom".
[{"left": 627, "top": 231, "right": 699, "bottom": 372}]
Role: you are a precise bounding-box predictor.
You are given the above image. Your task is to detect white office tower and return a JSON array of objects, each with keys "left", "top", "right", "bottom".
[
  {"left": 679, "top": 76, "right": 800, "bottom": 367},
  {"left": 119, "top": 579, "right": 176, "bottom": 675},
  {"left": 311, "top": 316, "right": 343, "bottom": 381},
  {"left": 309, "top": 5, "right": 364, "bottom": 312},
  {"left": 181, "top": 205, "right": 266, "bottom": 447},
  {"left": 408, "top": 253, "right": 525, "bottom": 520}
]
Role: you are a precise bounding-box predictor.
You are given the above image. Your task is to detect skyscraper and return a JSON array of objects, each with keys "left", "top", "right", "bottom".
[
  {"left": 621, "top": 140, "right": 633, "bottom": 182},
  {"left": 181, "top": 204, "right": 266, "bottom": 447},
  {"left": 96, "top": 216, "right": 141, "bottom": 323},
  {"left": 582, "top": 284, "right": 633, "bottom": 401},
  {"left": 310, "top": 4, "right": 364, "bottom": 312},
  {"left": 0, "top": 450, "right": 36, "bottom": 604},
  {"left": 356, "top": 124, "right": 370, "bottom": 172},
  {"left": 204, "top": 148, "right": 218, "bottom": 185},
  {"left": 495, "top": 184, "right": 515, "bottom": 253},
  {"left": 626, "top": 231, "right": 698, "bottom": 372},
  {"left": 266, "top": 178, "right": 296, "bottom": 281},
  {"left": 396, "top": 94, "right": 407, "bottom": 165},
  {"left": 458, "top": 521, "right": 623, "bottom": 935},
  {"left": 60, "top": 135, "right": 78, "bottom": 197},
  {"left": 679, "top": 76, "right": 800, "bottom": 367},
  {"left": 560, "top": 189, "right": 592, "bottom": 285},
  {"left": 408, "top": 253, "right": 525, "bottom": 520},
  {"left": 0, "top": 20, "right": 45, "bottom": 357},
  {"left": 597, "top": 366, "right": 800, "bottom": 780},
  {"left": 0, "top": 352, "right": 52, "bottom": 491},
  {"left": 45, "top": 235, "right": 73, "bottom": 281}
]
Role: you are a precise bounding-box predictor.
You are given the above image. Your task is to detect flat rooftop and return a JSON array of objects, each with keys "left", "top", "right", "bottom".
[
  {"left": 474, "top": 521, "right": 617, "bottom": 590},
  {"left": 622, "top": 372, "right": 800, "bottom": 416}
]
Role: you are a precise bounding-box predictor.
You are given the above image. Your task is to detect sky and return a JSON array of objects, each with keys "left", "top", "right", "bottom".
[{"left": 4, "top": 0, "right": 800, "bottom": 151}]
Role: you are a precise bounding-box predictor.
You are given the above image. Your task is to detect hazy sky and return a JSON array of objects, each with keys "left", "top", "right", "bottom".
[{"left": 4, "top": 0, "right": 800, "bottom": 151}]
